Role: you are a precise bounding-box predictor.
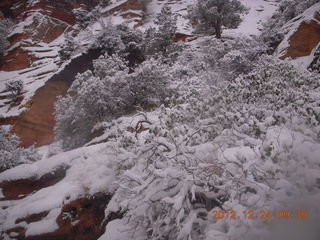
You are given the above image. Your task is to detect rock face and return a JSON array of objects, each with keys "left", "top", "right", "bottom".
[{"left": 277, "top": 3, "right": 320, "bottom": 68}]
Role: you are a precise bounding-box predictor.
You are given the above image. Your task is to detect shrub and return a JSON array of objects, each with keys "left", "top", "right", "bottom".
[
  {"left": 0, "top": 127, "right": 39, "bottom": 173},
  {"left": 5, "top": 80, "right": 24, "bottom": 99},
  {"left": 58, "top": 33, "right": 79, "bottom": 61},
  {"left": 104, "top": 54, "right": 320, "bottom": 240},
  {"left": 55, "top": 56, "right": 174, "bottom": 150}
]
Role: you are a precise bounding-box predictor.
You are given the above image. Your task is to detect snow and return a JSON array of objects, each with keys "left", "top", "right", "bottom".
[
  {"left": 0, "top": 33, "right": 64, "bottom": 117},
  {"left": 25, "top": 209, "right": 60, "bottom": 236},
  {"left": 141, "top": 0, "right": 279, "bottom": 36},
  {"left": 141, "top": 0, "right": 196, "bottom": 34},
  {"left": 98, "top": 219, "right": 137, "bottom": 240},
  {"left": 1, "top": 1, "right": 319, "bottom": 238},
  {"left": 224, "top": 0, "right": 279, "bottom": 36}
]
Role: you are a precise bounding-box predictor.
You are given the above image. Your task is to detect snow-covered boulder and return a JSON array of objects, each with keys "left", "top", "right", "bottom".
[
  {"left": 0, "top": 143, "right": 120, "bottom": 240},
  {"left": 277, "top": 3, "right": 320, "bottom": 69}
]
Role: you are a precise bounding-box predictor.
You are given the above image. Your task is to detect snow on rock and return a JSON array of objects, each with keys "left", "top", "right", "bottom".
[
  {"left": 0, "top": 0, "right": 101, "bottom": 119},
  {"left": 277, "top": 3, "right": 320, "bottom": 69},
  {"left": 0, "top": 142, "right": 119, "bottom": 239}
]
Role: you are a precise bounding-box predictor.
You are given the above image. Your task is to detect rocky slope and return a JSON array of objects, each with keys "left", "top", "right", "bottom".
[{"left": 0, "top": 0, "right": 145, "bottom": 147}]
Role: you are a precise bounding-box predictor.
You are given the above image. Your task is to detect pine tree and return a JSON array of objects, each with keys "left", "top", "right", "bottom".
[
  {"left": 189, "top": 0, "right": 247, "bottom": 38},
  {"left": 143, "top": 6, "right": 180, "bottom": 59}
]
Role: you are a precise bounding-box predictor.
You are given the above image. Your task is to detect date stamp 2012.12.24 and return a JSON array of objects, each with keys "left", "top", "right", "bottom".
[{"left": 209, "top": 210, "right": 309, "bottom": 220}]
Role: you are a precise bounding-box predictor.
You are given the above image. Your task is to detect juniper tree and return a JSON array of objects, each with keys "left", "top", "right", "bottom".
[{"left": 189, "top": 0, "right": 247, "bottom": 38}]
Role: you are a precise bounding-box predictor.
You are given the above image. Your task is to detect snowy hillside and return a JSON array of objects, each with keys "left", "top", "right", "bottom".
[
  {"left": 143, "top": 0, "right": 279, "bottom": 35},
  {"left": 0, "top": 0, "right": 279, "bottom": 119},
  {"left": 1, "top": 0, "right": 320, "bottom": 240}
]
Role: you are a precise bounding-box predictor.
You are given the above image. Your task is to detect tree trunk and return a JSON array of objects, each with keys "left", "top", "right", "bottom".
[
  {"left": 214, "top": 17, "right": 222, "bottom": 39},
  {"left": 215, "top": 25, "right": 222, "bottom": 39}
]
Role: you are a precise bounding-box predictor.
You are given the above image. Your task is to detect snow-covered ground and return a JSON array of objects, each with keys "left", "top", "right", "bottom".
[
  {"left": 142, "top": 0, "right": 279, "bottom": 36},
  {"left": 141, "top": 0, "right": 196, "bottom": 34},
  {"left": 225, "top": 0, "right": 279, "bottom": 37}
]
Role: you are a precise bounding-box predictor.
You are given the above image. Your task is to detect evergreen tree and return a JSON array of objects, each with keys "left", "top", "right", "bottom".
[
  {"left": 143, "top": 6, "right": 180, "bottom": 59},
  {"left": 189, "top": 0, "right": 247, "bottom": 38}
]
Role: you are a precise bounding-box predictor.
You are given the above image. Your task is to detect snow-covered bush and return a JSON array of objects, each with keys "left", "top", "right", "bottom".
[
  {"left": 100, "top": 47, "right": 320, "bottom": 240},
  {"left": 0, "top": 127, "right": 39, "bottom": 173},
  {"left": 0, "top": 18, "right": 12, "bottom": 57},
  {"left": 309, "top": 46, "right": 320, "bottom": 73},
  {"left": 55, "top": 56, "right": 175, "bottom": 150},
  {"left": 143, "top": 6, "right": 182, "bottom": 62},
  {"left": 73, "top": 8, "right": 91, "bottom": 29},
  {"left": 175, "top": 37, "right": 266, "bottom": 82},
  {"left": 126, "top": 58, "right": 175, "bottom": 109},
  {"left": 188, "top": 0, "right": 247, "bottom": 38},
  {"left": 5, "top": 80, "right": 24, "bottom": 99},
  {"left": 93, "top": 53, "right": 128, "bottom": 79},
  {"left": 93, "top": 24, "right": 125, "bottom": 55},
  {"left": 55, "top": 59, "right": 129, "bottom": 150},
  {"left": 211, "top": 56, "right": 320, "bottom": 138},
  {"left": 59, "top": 32, "right": 79, "bottom": 61},
  {"left": 92, "top": 24, "right": 145, "bottom": 66}
]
